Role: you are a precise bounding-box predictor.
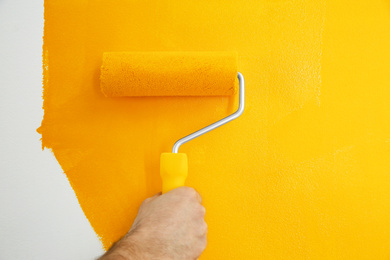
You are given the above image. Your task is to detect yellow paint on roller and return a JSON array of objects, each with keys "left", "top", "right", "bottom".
[
  {"left": 40, "top": 0, "right": 390, "bottom": 258},
  {"left": 100, "top": 52, "right": 238, "bottom": 97}
]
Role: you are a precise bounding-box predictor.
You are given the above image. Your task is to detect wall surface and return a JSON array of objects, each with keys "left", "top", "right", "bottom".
[
  {"left": 3, "top": 0, "right": 390, "bottom": 259},
  {"left": 0, "top": 1, "right": 103, "bottom": 259}
]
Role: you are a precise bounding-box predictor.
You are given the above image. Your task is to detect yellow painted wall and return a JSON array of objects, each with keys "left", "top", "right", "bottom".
[{"left": 40, "top": 0, "right": 390, "bottom": 258}]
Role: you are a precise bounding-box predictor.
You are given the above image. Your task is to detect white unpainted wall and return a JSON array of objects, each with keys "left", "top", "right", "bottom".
[{"left": 0, "top": 1, "right": 104, "bottom": 259}]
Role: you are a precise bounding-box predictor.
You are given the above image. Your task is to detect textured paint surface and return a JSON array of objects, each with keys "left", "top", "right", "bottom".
[{"left": 39, "top": 0, "right": 390, "bottom": 258}]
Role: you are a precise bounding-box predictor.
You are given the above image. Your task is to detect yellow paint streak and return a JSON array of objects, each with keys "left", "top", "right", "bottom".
[{"left": 40, "top": 0, "right": 390, "bottom": 258}]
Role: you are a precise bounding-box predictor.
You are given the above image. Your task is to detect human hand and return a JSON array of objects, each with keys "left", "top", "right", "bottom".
[{"left": 100, "top": 187, "right": 207, "bottom": 260}]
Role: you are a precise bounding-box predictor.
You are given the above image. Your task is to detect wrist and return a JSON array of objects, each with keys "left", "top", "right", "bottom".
[{"left": 99, "top": 232, "right": 144, "bottom": 260}]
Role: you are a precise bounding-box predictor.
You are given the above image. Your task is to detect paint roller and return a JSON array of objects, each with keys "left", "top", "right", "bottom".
[{"left": 100, "top": 52, "right": 245, "bottom": 193}]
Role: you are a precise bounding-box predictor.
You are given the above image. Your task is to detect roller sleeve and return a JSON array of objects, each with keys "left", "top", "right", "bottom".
[{"left": 100, "top": 51, "right": 238, "bottom": 97}]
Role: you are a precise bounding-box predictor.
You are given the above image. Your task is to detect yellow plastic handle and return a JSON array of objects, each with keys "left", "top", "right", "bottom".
[{"left": 160, "top": 153, "right": 188, "bottom": 194}]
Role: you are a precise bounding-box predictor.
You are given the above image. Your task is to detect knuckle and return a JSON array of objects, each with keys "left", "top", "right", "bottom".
[
  {"left": 203, "top": 222, "right": 208, "bottom": 234},
  {"left": 187, "top": 187, "right": 197, "bottom": 196},
  {"left": 195, "top": 238, "right": 207, "bottom": 255},
  {"left": 200, "top": 205, "right": 206, "bottom": 216},
  {"left": 181, "top": 187, "right": 197, "bottom": 198},
  {"left": 201, "top": 236, "right": 208, "bottom": 250}
]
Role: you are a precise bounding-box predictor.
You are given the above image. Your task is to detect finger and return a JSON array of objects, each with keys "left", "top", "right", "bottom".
[
  {"left": 194, "top": 190, "right": 202, "bottom": 203},
  {"left": 201, "top": 221, "right": 208, "bottom": 235},
  {"left": 199, "top": 205, "right": 206, "bottom": 217}
]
